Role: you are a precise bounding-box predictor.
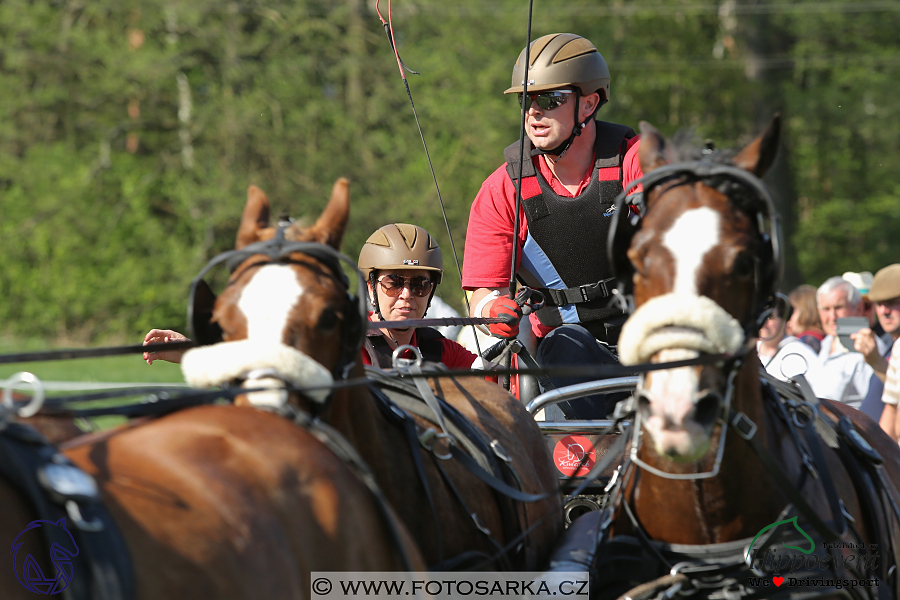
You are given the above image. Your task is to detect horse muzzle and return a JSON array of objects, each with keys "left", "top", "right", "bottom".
[
  {"left": 180, "top": 340, "right": 334, "bottom": 406},
  {"left": 620, "top": 293, "right": 742, "bottom": 462},
  {"left": 636, "top": 365, "right": 723, "bottom": 462}
]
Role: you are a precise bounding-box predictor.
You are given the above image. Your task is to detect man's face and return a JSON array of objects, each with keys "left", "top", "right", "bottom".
[
  {"left": 817, "top": 287, "right": 862, "bottom": 337},
  {"left": 521, "top": 89, "right": 598, "bottom": 152},
  {"left": 759, "top": 315, "right": 785, "bottom": 342},
  {"left": 876, "top": 296, "right": 900, "bottom": 338}
]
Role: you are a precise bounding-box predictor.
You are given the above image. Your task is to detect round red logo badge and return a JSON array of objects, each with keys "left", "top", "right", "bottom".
[{"left": 552, "top": 435, "right": 596, "bottom": 477}]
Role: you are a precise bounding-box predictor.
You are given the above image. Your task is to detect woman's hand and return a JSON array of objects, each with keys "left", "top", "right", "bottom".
[{"left": 143, "top": 329, "right": 190, "bottom": 365}]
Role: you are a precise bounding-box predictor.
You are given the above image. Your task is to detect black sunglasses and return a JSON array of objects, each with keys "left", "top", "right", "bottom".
[
  {"left": 517, "top": 90, "right": 572, "bottom": 111},
  {"left": 376, "top": 274, "right": 434, "bottom": 298}
]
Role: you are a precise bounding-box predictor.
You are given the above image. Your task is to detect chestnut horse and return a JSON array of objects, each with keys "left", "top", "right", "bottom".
[
  {"left": 588, "top": 116, "right": 900, "bottom": 599},
  {"left": 1, "top": 402, "right": 422, "bottom": 598},
  {"left": 180, "top": 179, "right": 563, "bottom": 570}
]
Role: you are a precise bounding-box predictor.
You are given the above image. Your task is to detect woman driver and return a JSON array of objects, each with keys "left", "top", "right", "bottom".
[{"left": 358, "top": 223, "right": 483, "bottom": 370}]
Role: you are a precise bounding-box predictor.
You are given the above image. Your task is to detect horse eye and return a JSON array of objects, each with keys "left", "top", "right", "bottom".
[
  {"left": 317, "top": 308, "right": 339, "bottom": 331},
  {"left": 733, "top": 253, "right": 755, "bottom": 278}
]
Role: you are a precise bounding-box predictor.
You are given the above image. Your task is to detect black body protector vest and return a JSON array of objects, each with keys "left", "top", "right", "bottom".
[
  {"left": 503, "top": 120, "right": 637, "bottom": 342},
  {"left": 364, "top": 328, "right": 445, "bottom": 368}
]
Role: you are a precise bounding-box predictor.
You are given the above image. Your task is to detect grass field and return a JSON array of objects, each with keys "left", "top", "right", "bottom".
[
  {"left": 0, "top": 337, "right": 189, "bottom": 431},
  {"left": 0, "top": 337, "right": 185, "bottom": 384}
]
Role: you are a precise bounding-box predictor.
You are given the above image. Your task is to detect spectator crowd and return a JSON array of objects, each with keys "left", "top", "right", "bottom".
[{"left": 773, "top": 264, "right": 900, "bottom": 443}]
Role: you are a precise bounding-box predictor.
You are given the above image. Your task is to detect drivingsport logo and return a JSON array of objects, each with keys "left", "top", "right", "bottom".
[
  {"left": 10, "top": 518, "right": 79, "bottom": 595},
  {"left": 311, "top": 572, "right": 589, "bottom": 599}
]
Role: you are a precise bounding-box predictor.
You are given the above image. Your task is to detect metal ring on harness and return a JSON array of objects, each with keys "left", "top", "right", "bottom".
[
  {"left": 790, "top": 400, "right": 817, "bottom": 429},
  {"left": 2, "top": 371, "right": 46, "bottom": 418},
  {"left": 391, "top": 344, "right": 423, "bottom": 370},
  {"left": 777, "top": 351, "right": 810, "bottom": 381},
  {"left": 419, "top": 427, "right": 455, "bottom": 460}
]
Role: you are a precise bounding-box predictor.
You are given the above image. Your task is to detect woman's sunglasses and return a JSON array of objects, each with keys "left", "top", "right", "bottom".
[
  {"left": 517, "top": 90, "right": 572, "bottom": 111},
  {"left": 377, "top": 274, "right": 434, "bottom": 297}
]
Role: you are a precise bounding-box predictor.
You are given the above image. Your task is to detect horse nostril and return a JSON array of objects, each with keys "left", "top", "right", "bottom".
[{"left": 693, "top": 392, "right": 722, "bottom": 429}]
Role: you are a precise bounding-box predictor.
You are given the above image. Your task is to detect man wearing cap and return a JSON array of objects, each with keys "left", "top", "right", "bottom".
[
  {"left": 462, "top": 33, "right": 643, "bottom": 419},
  {"left": 809, "top": 276, "right": 887, "bottom": 409},
  {"left": 853, "top": 264, "right": 900, "bottom": 431}
]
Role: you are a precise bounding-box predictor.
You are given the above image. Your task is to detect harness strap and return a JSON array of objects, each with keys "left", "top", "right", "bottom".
[
  {"left": 763, "top": 377, "right": 848, "bottom": 537},
  {"left": 431, "top": 456, "right": 513, "bottom": 569},
  {"left": 281, "top": 405, "right": 421, "bottom": 572},
  {"left": 368, "top": 371, "right": 494, "bottom": 472},
  {"left": 407, "top": 363, "right": 452, "bottom": 435},
  {"left": 728, "top": 407, "right": 843, "bottom": 542},
  {"left": 370, "top": 381, "right": 517, "bottom": 570},
  {"left": 801, "top": 411, "right": 848, "bottom": 536},
  {"left": 395, "top": 400, "right": 446, "bottom": 568},
  {"left": 446, "top": 444, "right": 555, "bottom": 503}
]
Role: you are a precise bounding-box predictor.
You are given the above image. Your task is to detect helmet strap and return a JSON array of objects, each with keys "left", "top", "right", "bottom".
[
  {"left": 530, "top": 90, "right": 604, "bottom": 160},
  {"left": 369, "top": 272, "right": 386, "bottom": 322}
]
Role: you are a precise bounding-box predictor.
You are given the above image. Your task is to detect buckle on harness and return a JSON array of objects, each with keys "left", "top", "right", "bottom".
[{"left": 731, "top": 411, "right": 757, "bottom": 440}]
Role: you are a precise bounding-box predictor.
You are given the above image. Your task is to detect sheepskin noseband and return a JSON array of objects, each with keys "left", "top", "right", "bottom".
[
  {"left": 181, "top": 339, "right": 334, "bottom": 404},
  {"left": 618, "top": 293, "right": 744, "bottom": 366}
]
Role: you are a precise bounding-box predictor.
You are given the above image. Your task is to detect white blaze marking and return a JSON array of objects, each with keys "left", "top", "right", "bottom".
[
  {"left": 237, "top": 265, "right": 303, "bottom": 345},
  {"left": 662, "top": 207, "right": 721, "bottom": 296}
]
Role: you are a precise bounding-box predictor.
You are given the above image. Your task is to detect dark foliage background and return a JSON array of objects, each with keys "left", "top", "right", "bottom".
[{"left": 1, "top": 0, "right": 898, "bottom": 343}]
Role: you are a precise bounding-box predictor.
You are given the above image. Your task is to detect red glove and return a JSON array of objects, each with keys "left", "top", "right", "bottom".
[{"left": 488, "top": 296, "right": 523, "bottom": 338}]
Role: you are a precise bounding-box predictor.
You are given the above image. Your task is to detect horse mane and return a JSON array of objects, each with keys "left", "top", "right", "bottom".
[
  {"left": 662, "top": 129, "right": 768, "bottom": 226},
  {"left": 666, "top": 129, "right": 739, "bottom": 165}
]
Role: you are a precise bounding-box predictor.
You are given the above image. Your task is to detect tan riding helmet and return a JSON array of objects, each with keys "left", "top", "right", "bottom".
[
  {"left": 358, "top": 223, "right": 443, "bottom": 284},
  {"left": 504, "top": 33, "right": 611, "bottom": 103}
]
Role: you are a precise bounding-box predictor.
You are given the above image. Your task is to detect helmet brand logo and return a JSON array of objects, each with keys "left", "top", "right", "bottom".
[
  {"left": 403, "top": 259, "right": 419, "bottom": 265},
  {"left": 521, "top": 79, "right": 535, "bottom": 85}
]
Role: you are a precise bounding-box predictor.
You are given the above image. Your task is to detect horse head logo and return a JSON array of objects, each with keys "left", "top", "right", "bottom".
[
  {"left": 746, "top": 516, "right": 815, "bottom": 560},
  {"left": 566, "top": 444, "right": 585, "bottom": 462},
  {"left": 10, "top": 517, "right": 79, "bottom": 595}
]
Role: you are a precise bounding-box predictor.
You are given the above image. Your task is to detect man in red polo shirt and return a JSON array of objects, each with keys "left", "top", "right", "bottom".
[{"left": 463, "top": 33, "right": 643, "bottom": 419}]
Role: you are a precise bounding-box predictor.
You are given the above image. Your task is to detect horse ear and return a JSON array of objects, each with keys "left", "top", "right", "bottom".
[
  {"left": 307, "top": 178, "right": 350, "bottom": 250},
  {"left": 236, "top": 185, "right": 272, "bottom": 250},
  {"left": 733, "top": 113, "right": 781, "bottom": 178},
  {"left": 637, "top": 121, "right": 671, "bottom": 174}
]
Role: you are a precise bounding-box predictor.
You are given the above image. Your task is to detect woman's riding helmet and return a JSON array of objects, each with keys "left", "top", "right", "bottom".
[
  {"left": 358, "top": 223, "right": 444, "bottom": 282},
  {"left": 359, "top": 224, "right": 444, "bottom": 319}
]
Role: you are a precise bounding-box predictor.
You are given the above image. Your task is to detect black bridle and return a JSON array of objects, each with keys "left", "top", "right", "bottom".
[
  {"left": 607, "top": 159, "right": 784, "bottom": 339},
  {"left": 187, "top": 228, "right": 368, "bottom": 381}
]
